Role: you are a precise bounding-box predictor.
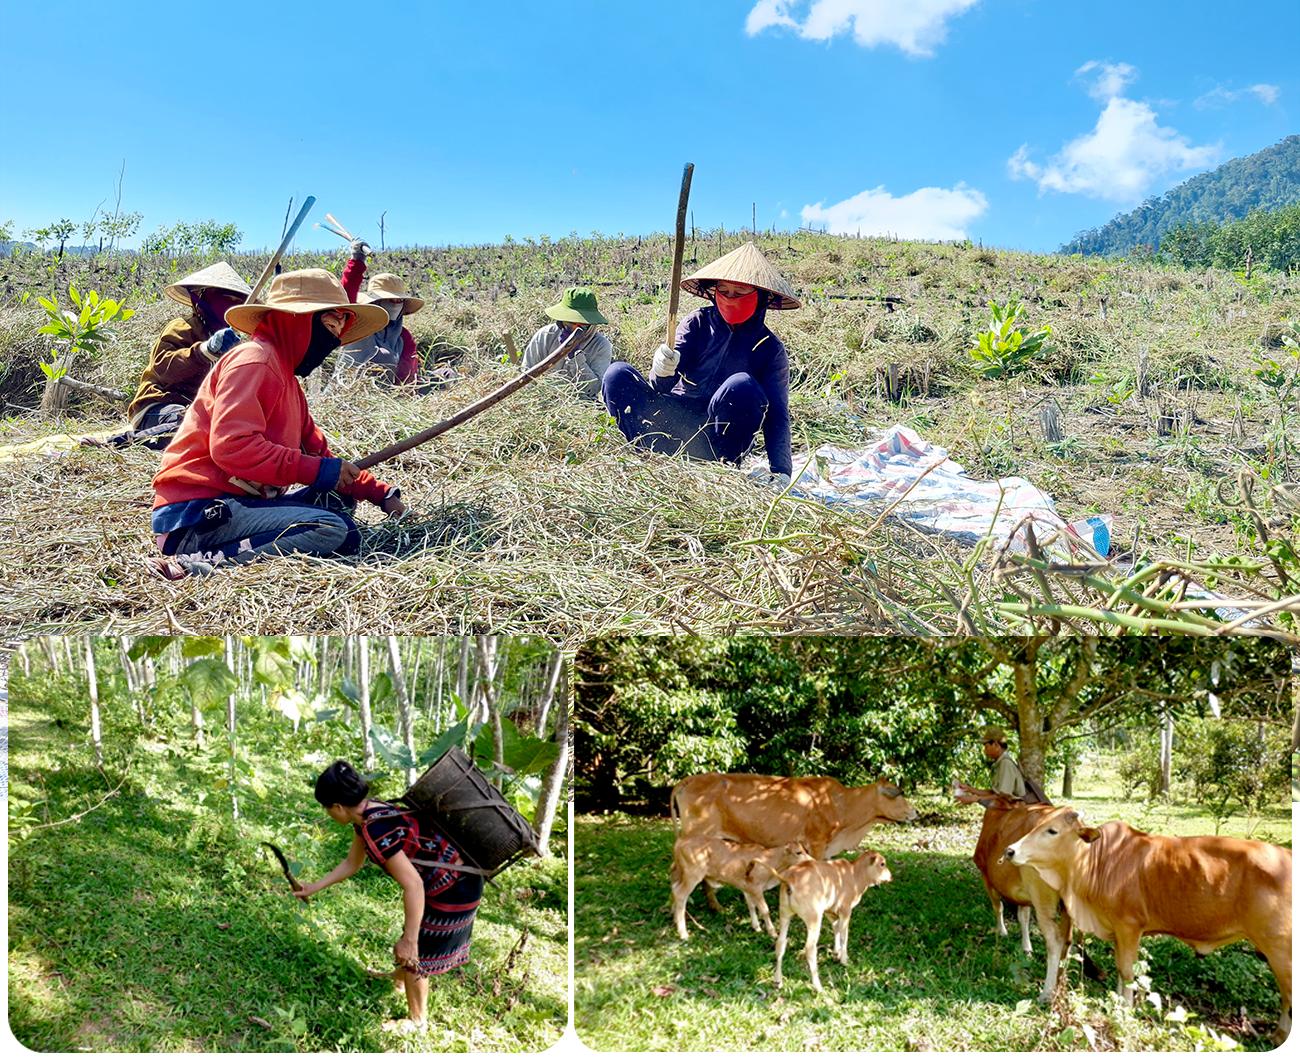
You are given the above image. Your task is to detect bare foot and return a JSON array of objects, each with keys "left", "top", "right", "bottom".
[
  {"left": 143, "top": 557, "right": 189, "bottom": 581},
  {"left": 380, "top": 1018, "right": 427, "bottom": 1034}
]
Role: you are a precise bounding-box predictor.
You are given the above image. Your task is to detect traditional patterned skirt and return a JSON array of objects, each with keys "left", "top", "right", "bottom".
[{"left": 359, "top": 801, "right": 485, "bottom": 977}]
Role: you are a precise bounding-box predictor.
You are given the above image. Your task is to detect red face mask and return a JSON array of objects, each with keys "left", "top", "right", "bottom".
[{"left": 715, "top": 288, "right": 758, "bottom": 325}]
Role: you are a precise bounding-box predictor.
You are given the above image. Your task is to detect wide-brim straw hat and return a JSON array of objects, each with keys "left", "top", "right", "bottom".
[
  {"left": 681, "top": 241, "right": 801, "bottom": 310},
  {"left": 358, "top": 272, "right": 425, "bottom": 314},
  {"left": 224, "top": 268, "right": 390, "bottom": 344},
  {"left": 164, "top": 261, "right": 253, "bottom": 306},
  {"left": 545, "top": 286, "right": 607, "bottom": 324},
  {"left": 981, "top": 726, "right": 1008, "bottom": 745}
]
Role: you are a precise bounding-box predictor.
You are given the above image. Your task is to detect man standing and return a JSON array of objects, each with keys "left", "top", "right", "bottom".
[{"left": 982, "top": 726, "right": 1027, "bottom": 799}]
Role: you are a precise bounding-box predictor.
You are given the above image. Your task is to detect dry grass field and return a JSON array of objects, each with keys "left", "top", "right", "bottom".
[{"left": 2, "top": 230, "right": 1298, "bottom": 642}]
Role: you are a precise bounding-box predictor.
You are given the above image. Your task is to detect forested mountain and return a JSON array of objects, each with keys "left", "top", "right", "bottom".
[{"left": 1060, "top": 134, "right": 1300, "bottom": 257}]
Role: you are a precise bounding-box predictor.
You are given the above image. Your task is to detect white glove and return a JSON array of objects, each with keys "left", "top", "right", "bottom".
[{"left": 652, "top": 343, "right": 680, "bottom": 378}]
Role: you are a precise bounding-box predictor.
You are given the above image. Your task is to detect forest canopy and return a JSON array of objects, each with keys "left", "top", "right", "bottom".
[
  {"left": 574, "top": 636, "right": 1291, "bottom": 811},
  {"left": 1059, "top": 134, "right": 1300, "bottom": 260}
]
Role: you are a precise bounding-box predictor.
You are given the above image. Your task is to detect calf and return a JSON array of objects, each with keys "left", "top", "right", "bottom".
[
  {"left": 670, "top": 836, "right": 811, "bottom": 940},
  {"left": 1006, "top": 805, "right": 1292, "bottom": 1046},
  {"left": 769, "top": 849, "right": 893, "bottom": 992}
]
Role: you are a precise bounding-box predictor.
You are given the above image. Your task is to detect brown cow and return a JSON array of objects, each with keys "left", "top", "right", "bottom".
[
  {"left": 1006, "top": 805, "right": 1293, "bottom": 1046},
  {"left": 954, "top": 778, "right": 1074, "bottom": 1003},
  {"left": 768, "top": 849, "right": 893, "bottom": 992},
  {"left": 670, "top": 836, "right": 812, "bottom": 940},
  {"left": 671, "top": 773, "right": 918, "bottom": 859}
]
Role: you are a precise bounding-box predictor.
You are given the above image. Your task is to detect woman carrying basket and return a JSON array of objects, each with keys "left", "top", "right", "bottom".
[{"left": 294, "top": 760, "right": 484, "bottom": 1032}]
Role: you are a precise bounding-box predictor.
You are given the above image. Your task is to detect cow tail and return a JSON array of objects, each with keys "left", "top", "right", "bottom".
[{"left": 669, "top": 785, "right": 682, "bottom": 836}]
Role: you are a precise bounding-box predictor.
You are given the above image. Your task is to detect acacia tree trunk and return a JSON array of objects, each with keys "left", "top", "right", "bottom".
[
  {"left": 474, "top": 636, "right": 503, "bottom": 774},
  {"left": 387, "top": 636, "right": 416, "bottom": 786},
  {"left": 455, "top": 636, "right": 471, "bottom": 714},
  {"left": 84, "top": 637, "right": 103, "bottom": 769},
  {"left": 359, "top": 637, "right": 374, "bottom": 770},
  {"left": 534, "top": 651, "right": 564, "bottom": 739},
  {"left": 226, "top": 636, "right": 239, "bottom": 821},
  {"left": 533, "top": 663, "right": 570, "bottom": 857}
]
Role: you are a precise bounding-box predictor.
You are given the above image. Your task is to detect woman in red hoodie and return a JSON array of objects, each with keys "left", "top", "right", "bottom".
[{"left": 149, "top": 269, "right": 406, "bottom": 578}]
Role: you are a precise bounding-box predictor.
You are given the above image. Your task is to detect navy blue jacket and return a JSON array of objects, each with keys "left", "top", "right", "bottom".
[{"left": 654, "top": 298, "right": 792, "bottom": 476}]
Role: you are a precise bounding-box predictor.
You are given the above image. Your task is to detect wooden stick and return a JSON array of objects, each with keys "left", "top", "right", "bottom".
[
  {"left": 665, "top": 163, "right": 695, "bottom": 347},
  {"left": 247, "top": 196, "right": 316, "bottom": 306},
  {"left": 355, "top": 327, "right": 586, "bottom": 470},
  {"left": 325, "top": 214, "right": 354, "bottom": 242},
  {"left": 58, "top": 376, "right": 128, "bottom": 402},
  {"left": 502, "top": 330, "right": 521, "bottom": 365},
  {"left": 315, "top": 222, "right": 350, "bottom": 243}
]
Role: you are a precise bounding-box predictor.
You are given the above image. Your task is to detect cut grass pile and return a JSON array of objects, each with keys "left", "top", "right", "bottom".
[
  {"left": 574, "top": 786, "right": 1291, "bottom": 1053},
  {"left": 6, "top": 689, "right": 568, "bottom": 1053},
  {"left": 3, "top": 230, "right": 1300, "bottom": 638}
]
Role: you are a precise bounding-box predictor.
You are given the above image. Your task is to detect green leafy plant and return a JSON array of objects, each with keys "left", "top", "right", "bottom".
[
  {"left": 35, "top": 284, "right": 134, "bottom": 388},
  {"left": 969, "top": 300, "right": 1056, "bottom": 378}
]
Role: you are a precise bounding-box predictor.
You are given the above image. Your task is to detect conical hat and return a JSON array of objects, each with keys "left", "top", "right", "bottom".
[
  {"left": 681, "top": 241, "right": 801, "bottom": 310},
  {"left": 164, "top": 261, "right": 253, "bottom": 305}
]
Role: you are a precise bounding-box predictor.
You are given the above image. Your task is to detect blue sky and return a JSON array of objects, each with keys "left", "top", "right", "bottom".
[{"left": 1, "top": 0, "right": 1295, "bottom": 255}]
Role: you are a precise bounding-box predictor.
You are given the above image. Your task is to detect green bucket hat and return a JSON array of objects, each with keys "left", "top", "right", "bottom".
[{"left": 545, "top": 286, "right": 607, "bottom": 325}]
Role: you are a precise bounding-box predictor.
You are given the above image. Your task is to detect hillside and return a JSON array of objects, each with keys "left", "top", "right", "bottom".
[
  {"left": 1, "top": 231, "right": 1299, "bottom": 641},
  {"left": 1060, "top": 134, "right": 1300, "bottom": 257}
]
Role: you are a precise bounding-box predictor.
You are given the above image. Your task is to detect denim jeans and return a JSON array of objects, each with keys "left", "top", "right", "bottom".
[
  {"left": 166, "top": 488, "right": 360, "bottom": 570},
  {"left": 601, "top": 362, "right": 769, "bottom": 464}
]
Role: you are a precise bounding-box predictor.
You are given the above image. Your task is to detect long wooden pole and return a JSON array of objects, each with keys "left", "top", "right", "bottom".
[
  {"left": 246, "top": 195, "right": 316, "bottom": 305},
  {"left": 665, "top": 163, "right": 695, "bottom": 347},
  {"left": 354, "top": 326, "right": 587, "bottom": 471}
]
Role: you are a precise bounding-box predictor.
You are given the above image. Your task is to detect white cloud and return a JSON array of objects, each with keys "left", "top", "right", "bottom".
[
  {"left": 1075, "top": 60, "right": 1138, "bottom": 101},
  {"left": 1008, "top": 65, "right": 1221, "bottom": 203},
  {"left": 801, "top": 183, "right": 988, "bottom": 240},
  {"left": 745, "top": 0, "right": 980, "bottom": 58},
  {"left": 1194, "top": 82, "right": 1282, "bottom": 109}
]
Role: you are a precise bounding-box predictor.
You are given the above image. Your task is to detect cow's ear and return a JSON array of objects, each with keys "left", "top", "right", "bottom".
[
  {"left": 882, "top": 785, "right": 902, "bottom": 798},
  {"left": 1079, "top": 826, "right": 1101, "bottom": 844}
]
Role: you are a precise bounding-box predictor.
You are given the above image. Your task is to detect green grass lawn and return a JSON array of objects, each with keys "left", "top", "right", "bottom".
[
  {"left": 575, "top": 789, "right": 1291, "bottom": 1053},
  {"left": 6, "top": 705, "right": 568, "bottom": 1053}
]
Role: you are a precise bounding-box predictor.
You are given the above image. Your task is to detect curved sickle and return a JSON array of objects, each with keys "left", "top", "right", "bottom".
[{"left": 262, "top": 842, "right": 309, "bottom": 903}]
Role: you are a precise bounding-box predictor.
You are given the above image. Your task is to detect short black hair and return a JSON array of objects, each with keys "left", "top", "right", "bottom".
[{"left": 313, "top": 759, "right": 369, "bottom": 807}]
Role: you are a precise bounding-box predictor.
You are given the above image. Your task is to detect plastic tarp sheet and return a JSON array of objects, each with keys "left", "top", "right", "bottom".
[{"left": 748, "top": 424, "right": 1112, "bottom": 558}]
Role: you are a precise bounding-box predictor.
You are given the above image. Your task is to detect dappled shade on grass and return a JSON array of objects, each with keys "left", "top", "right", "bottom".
[{"left": 574, "top": 801, "right": 1290, "bottom": 1052}]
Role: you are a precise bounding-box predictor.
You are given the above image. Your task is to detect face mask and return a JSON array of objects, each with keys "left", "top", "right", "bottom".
[
  {"left": 715, "top": 289, "right": 758, "bottom": 325},
  {"left": 296, "top": 312, "right": 342, "bottom": 377},
  {"left": 381, "top": 299, "right": 404, "bottom": 324}
]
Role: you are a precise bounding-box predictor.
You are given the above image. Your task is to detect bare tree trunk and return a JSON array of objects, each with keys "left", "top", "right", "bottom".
[
  {"left": 226, "top": 636, "right": 239, "bottom": 821},
  {"left": 359, "top": 637, "right": 374, "bottom": 770},
  {"left": 387, "top": 636, "right": 416, "bottom": 786},
  {"left": 341, "top": 637, "right": 353, "bottom": 726},
  {"left": 474, "top": 636, "right": 503, "bottom": 774},
  {"left": 533, "top": 664, "right": 570, "bottom": 857},
  {"left": 455, "top": 636, "right": 471, "bottom": 713},
  {"left": 1159, "top": 711, "right": 1174, "bottom": 799},
  {"left": 18, "top": 640, "right": 31, "bottom": 678},
  {"left": 84, "top": 637, "right": 103, "bottom": 768},
  {"left": 534, "top": 651, "right": 564, "bottom": 739},
  {"left": 38, "top": 636, "right": 60, "bottom": 672}
]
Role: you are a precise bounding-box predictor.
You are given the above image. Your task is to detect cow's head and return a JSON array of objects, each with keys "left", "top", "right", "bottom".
[
  {"left": 875, "top": 778, "right": 920, "bottom": 822},
  {"left": 854, "top": 848, "right": 893, "bottom": 887},
  {"left": 1004, "top": 806, "right": 1100, "bottom": 882}
]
